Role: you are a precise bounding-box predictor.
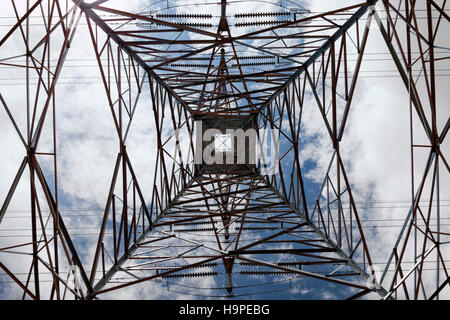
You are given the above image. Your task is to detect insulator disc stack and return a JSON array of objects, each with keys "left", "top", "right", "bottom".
[
  {"left": 157, "top": 13, "right": 213, "bottom": 19},
  {"left": 170, "top": 64, "right": 214, "bottom": 69},
  {"left": 240, "top": 271, "right": 298, "bottom": 275},
  {"left": 235, "top": 226, "right": 280, "bottom": 231},
  {"left": 176, "top": 220, "right": 221, "bottom": 226},
  {"left": 173, "top": 227, "right": 216, "bottom": 232},
  {"left": 240, "top": 261, "right": 303, "bottom": 267},
  {"left": 162, "top": 272, "right": 218, "bottom": 279},
  {"left": 232, "top": 61, "right": 276, "bottom": 67},
  {"left": 232, "top": 55, "right": 275, "bottom": 60},
  {"left": 156, "top": 22, "right": 213, "bottom": 28},
  {"left": 235, "top": 12, "right": 291, "bottom": 18},
  {"left": 235, "top": 20, "right": 291, "bottom": 27},
  {"left": 158, "top": 263, "right": 218, "bottom": 270}
]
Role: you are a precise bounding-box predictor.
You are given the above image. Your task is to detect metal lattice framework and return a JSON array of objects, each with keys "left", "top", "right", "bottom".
[{"left": 0, "top": 0, "right": 448, "bottom": 300}]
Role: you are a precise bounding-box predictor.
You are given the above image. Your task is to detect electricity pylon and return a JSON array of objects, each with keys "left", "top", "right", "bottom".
[{"left": 0, "top": 0, "right": 448, "bottom": 300}]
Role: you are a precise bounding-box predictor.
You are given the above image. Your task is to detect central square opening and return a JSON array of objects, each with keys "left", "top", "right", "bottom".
[
  {"left": 214, "top": 133, "right": 233, "bottom": 153},
  {"left": 194, "top": 112, "right": 258, "bottom": 176}
]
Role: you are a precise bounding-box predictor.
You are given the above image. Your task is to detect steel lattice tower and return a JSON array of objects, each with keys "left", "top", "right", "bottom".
[{"left": 0, "top": 0, "right": 448, "bottom": 300}]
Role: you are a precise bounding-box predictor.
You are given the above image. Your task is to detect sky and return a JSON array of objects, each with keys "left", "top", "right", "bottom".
[{"left": 0, "top": 0, "right": 448, "bottom": 300}]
